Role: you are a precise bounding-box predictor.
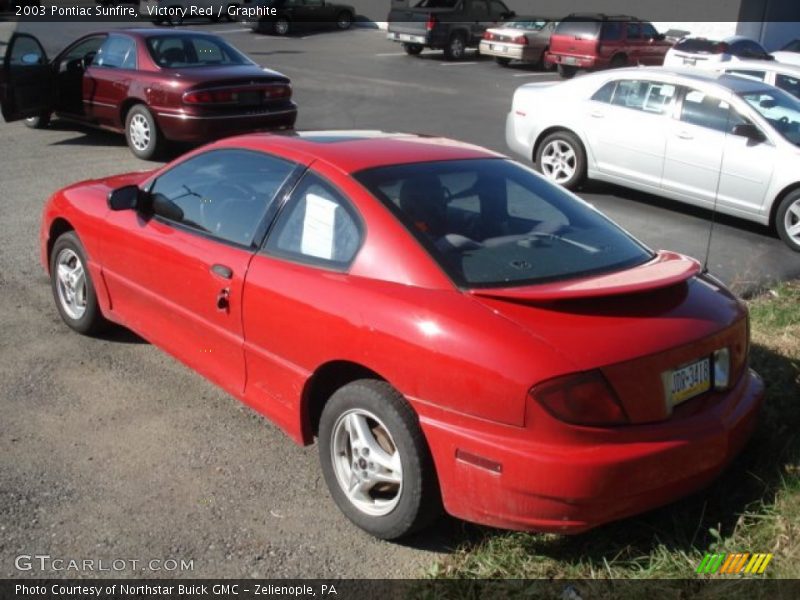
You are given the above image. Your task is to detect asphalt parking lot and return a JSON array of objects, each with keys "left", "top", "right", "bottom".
[{"left": 1, "top": 18, "right": 799, "bottom": 578}]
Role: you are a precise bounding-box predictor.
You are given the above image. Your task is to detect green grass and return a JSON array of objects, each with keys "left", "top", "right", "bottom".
[{"left": 427, "top": 282, "right": 800, "bottom": 582}]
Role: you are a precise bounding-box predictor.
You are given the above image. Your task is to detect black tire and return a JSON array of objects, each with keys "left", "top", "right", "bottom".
[
  {"left": 336, "top": 10, "right": 353, "bottom": 30},
  {"left": 50, "top": 231, "right": 107, "bottom": 335},
  {"left": 443, "top": 32, "right": 467, "bottom": 61},
  {"left": 24, "top": 111, "right": 51, "bottom": 129},
  {"left": 318, "top": 380, "right": 442, "bottom": 540},
  {"left": 610, "top": 54, "right": 627, "bottom": 69},
  {"left": 273, "top": 17, "right": 290, "bottom": 35},
  {"left": 535, "top": 130, "right": 587, "bottom": 191},
  {"left": 557, "top": 64, "right": 577, "bottom": 79},
  {"left": 124, "top": 104, "right": 162, "bottom": 161},
  {"left": 775, "top": 189, "right": 800, "bottom": 252},
  {"left": 403, "top": 42, "right": 423, "bottom": 56},
  {"left": 495, "top": 56, "right": 511, "bottom": 67}
]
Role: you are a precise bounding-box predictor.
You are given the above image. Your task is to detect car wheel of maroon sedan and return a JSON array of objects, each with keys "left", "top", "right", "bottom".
[
  {"left": 125, "top": 105, "right": 162, "bottom": 160},
  {"left": 24, "top": 112, "right": 50, "bottom": 129},
  {"left": 319, "top": 380, "right": 441, "bottom": 539}
]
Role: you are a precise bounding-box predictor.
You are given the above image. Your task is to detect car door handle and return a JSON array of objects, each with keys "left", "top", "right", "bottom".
[
  {"left": 210, "top": 264, "right": 233, "bottom": 279},
  {"left": 677, "top": 131, "right": 694, "bottom": 140},
  {"left": 590, "top": 110, "right": 604, "bottom": 118}
]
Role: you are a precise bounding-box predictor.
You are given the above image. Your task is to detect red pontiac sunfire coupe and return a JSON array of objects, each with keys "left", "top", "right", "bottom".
[{"left": 41, "top": 131, "right": 764, "bottom": 539}]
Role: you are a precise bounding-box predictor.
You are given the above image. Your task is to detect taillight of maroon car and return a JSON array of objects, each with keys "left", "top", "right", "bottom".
[{"left": 183, "top": 83, "right": 292, "bottom": 107}]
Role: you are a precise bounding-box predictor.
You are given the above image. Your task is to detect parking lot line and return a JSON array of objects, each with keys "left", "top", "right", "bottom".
[
  {"left": 512, "top": 72, "right": 557, "bottom": 78},
  {"left": 375, "top": 52, "right": 408, "bottom": 56},
  {"left": 441, "top": 62, "right": 478, "bottom": 66},
  {"left": 215, "top": 28, "right": 253, "bottom": 33}
]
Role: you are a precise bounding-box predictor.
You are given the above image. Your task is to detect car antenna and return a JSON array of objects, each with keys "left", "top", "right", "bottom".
[{"left": 702, "top": 99, "right": 735, "bottom": 274}]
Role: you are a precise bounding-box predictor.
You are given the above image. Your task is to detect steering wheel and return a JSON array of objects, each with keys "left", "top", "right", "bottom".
[{"left": 199, "top": 182, "right": 254, "bottom": 234}]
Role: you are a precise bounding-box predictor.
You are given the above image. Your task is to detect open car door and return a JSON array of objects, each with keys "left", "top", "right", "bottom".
[{"left": 1, "top": 33, "right": 54, "bottom": 122}]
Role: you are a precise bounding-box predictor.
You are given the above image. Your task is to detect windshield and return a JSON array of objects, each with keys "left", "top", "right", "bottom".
[
  {"left": 740, "top": 88, "right": 800, "bottom": 147},
  {"left": 506, "top": 20, "right": 548, "bottom": 31},
  {"left": 355, "top": 159, "right": 652, "bottom": 288},
  {"left": 146, "top": 35, "right": 251, "bottom": 68}
]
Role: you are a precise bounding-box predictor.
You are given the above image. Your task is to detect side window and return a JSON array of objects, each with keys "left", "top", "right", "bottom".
[
  {"left": 725, "top": 69, "right": 767, "bottom": 82},
  {"left": 776, "top": 73, "right": 800, "bottom": 99},
  {"left": 488, "top": 0, "right": 508, "bottom": 17},
  {"left": 610, "top": 79, "right": 676, "bottom": 114},
  {"left": 680, "top": 88, "right": 746, "bottom": 133},
  {"left": 94, "top": 35, "right": 137, "bottom": 69},
  {"left": 600, "top": 22, "right": 623, "bottom": 41},
  {"left": 9, "top": 35, "right": 46, "bottom": 66},
  {"left": 265, "top": 173, "right": 363, "bottom": 268},
  {"left": 469, "top": 0, "right": 489, "bottom": 18},
  {"left": 58, "top": 36, "right": 106, "bottom": 69},
  {"left": 149, "top": 150, "right": 296, "bottom": 247},
  {"left": 641, "top": 23, "right": 659, "bottom": 39},
  {"left": 626, "top": 22, "right": 642, "bottom": 40},
  {"left": 591, "top": 80, "right": 617, "bottom": 103}
]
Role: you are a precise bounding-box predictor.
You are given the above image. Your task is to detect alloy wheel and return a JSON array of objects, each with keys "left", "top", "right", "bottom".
[
  {"left": 784, "top": 197, "right": 800, "bottom": 246},
  {"left": 540, "top": 139, "right": 577, "bottom": 184},
  {"left": 330, "top": 408, "right": 403, "bottom": 516},
  {"left": 129, "top": 114, "right": 151, "bottom": 152},
  {"left": 55, "top": 248, "right": 87, "bottom": 320}
]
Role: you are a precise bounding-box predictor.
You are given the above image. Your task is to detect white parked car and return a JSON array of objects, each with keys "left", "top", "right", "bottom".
[
  {"left": 505, "top": 67, "right": 800, "bottom": 251},
  {"left": 772, "top": 39, "right": 800, "bottom": 67},
  {"left": 708, "top": 59, "right": 800, "bottom": 101},
  {"left": 663, "top": 36, "right": 773, "bottom": 69}
]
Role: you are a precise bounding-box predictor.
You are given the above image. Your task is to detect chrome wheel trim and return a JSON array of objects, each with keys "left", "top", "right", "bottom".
[
  {"left": 540, "top": 139, "right": 577, "bottom": 184},
  {"left": 129, "top": 113, "right": 151, "bottom": 152},
  {"left": 337, "top": 13, "right": 351, "bottom": 28},
  {"left": 330, "top": 408, "right": 403, "bottom": 517},
  {"left": 450, "top": 36, "right": 465, "bottom": 58},
  {"left": 275, "top": 19, "right": 289, "bottom": 34},
  {"left": 785, "top": 198, "right": 800, "bottom": 245},
  {"left": 55, "top": 248, "right": 87, "bottom": 320}
]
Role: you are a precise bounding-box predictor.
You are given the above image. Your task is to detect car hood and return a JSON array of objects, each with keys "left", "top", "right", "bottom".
[{"left": 469, "top": 259, "right": 748, "bottom": 423}]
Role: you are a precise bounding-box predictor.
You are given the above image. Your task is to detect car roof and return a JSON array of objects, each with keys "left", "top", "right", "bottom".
[
  {"left": 117, "top": 28, "right": 223, "bottom": 38},
  {"left": 216, "top": 131, "right": 503, "bottom": 173},
  {"left": 606, "top": 66, "right": 776, "bottom": 93},
  {"left": 714, "top": 59, "right": 800, "bottom": 75}
]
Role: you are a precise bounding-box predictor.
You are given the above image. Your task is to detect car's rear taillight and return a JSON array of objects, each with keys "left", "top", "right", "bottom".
[
  {"left": 426, "top": 14, "right": 437, "bottom": 31},
  {"left": 183, "top": 84, "right": 291, "bottom": 105},
  {"left": 530, "top": 371, "right": 628, "bottom": 426},
  {"left": 511, "top": 35, "right": 528, "bottom": 46},
  {"left": 483, "top": 31, "right": 494, "bottom": 40}
]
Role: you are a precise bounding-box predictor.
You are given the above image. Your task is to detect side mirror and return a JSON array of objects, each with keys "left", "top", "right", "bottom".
[
  {"left": 656, "top": 33, "right": 666, "bottom": 41},
  {"left": 83, "top": 51, "right": 97, "bottom": 68},
  {"left": 151, "top": 193, "right": 185, "bottom": 222},
  {"left": 732, "top": 122, "right": 765, "bottom": 142},
  {"left": 107, "top": 185, "right": 142, "bottom": 211}
]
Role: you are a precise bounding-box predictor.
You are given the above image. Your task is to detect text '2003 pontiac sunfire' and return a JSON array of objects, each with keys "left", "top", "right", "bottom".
[{"left": 41, "top": 131, "right": 764, "bottom": 539}]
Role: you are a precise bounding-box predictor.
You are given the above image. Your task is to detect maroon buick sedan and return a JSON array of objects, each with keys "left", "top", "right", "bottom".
[{"left": 0, "top": 29, "right": 297, "bottom": 159}]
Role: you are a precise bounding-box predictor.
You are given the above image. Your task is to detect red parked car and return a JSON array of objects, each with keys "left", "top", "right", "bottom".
[
  {"left": 546, "top": 13, "right": 671, "bottom": 78},
  {"left": 40, "top": 131, "right": 764, "bottom": 538},
  {"left": 0, "top": 30, "right": 296, "bottom": 159}
]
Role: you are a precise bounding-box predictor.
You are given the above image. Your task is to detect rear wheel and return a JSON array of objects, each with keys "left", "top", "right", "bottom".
[
  {"left": 273, "top": 17, "right": 290, "bottom": 35},
  {"left": 443, "top": 32, "right": 467, "bottom": 61},
  {"left": 776, "top": 190, "right": 800, "bottom": 252},
  {"left": 558, "top": 64, "right": 577, "bottom": 78},
  {"left": 318, "top": 380, "right": 441, "bottom": 539},
  {"left": 125, "top": 104, "right": 161, "bottom": 161},
  {"left": 610, "top": 54, "right": 627, "bottom": 69},
  {"left": 495, "top": 56, "right": 511, "bottom": 67},
  {"left": 336, "top": 10, "right": 353, "bottom": 30},
  {"left": 24, "top": 111, "right": 51, "bottom": 129},
  {"left": 50, "top": 232, "right": 106, "bottom": 335},
  {"left": 403, "top": 43, "right": 423, "bottom": 56},
  {"left": 536, "top": 131, "right": 586, "bottom": 190}
]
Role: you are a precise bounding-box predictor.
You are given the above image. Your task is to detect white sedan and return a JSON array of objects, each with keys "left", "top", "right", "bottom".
[
  {"left": 505, "top": 67, "right": 800, "bottom": 251},
  {"left": 772, "top": 39, "right": 800, "bottom": 67},
  {"left": 708, "top": 59, "right": 800, "bottom": 100},
  {"left": 663, "top": 36, "right": 773, "bottom": 69}
]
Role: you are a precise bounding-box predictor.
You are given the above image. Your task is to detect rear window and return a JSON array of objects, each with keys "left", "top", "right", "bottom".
[
  {"left": 674, "top": 38, "right": 724, "bottom": 54},
  {"left": 355, "top": 159, "right": 651, "bottom": 288},
  {"left": 413, "top": 0, "right": 458, "bottom": 7},
  {"left": 146, "top": 35, "right": 251, "bottom": 68},
  {"left": 554, "top": 19, "right": 601, "bottom": 39}
]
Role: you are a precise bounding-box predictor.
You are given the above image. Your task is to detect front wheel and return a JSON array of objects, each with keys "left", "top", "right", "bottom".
[
  {"left": 495, "top": 56, "right": 511, "bottom": 67},
  {"left": 318, "top": 380, "right": 441, "bottom": 540},
  {"left": 24, "top": 111, "right": 51, "bottom": 129},
  {"left": 273, "top": 17, "right": 290, "bottom": 35},
  {"left": 403, "top": 43, "right": 423, "bottom": 56},
  {"left": 336, "top": 10, "right": 353, "bottom": 30},
  {"left": 443, "top": 32, "right": 467, "bottom": 61},
  {"left": 535, "top": 131, "right": 587, "bottom": 190},
  {"left": 50, "top": 232, "right": 106, "bottom": 335},
  {"left": 125, "top": 104, "right": 162, "bottom": 161},
  {"left": 776, "top": 190, "right": 800, "bottom": 252}
]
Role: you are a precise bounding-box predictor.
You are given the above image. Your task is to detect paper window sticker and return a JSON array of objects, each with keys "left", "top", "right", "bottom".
[
  {"left": 686, "top": 90, "right": 704, "bottom": 104},
  {"left": 301, "top": 193, "right": 338, "bottom": 260},
  {"left": 661, "top": 85, "right": 676, "bottom": 98}
]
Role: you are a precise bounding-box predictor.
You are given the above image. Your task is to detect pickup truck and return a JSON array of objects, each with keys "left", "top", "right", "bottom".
[{"left": 387, "top": 0, "right": 515, "bottom": 60}]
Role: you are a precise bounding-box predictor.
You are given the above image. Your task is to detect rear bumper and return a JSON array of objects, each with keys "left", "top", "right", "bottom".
[
  {"left": 155, "top": 105, "right": 298, "bottom": 143},
  {"left": 545, "top": 52, "right": 603, "bottom": 70},
  {"left": 387, "top": 31, "right": 428, "bottom": 46},
  {"left": 479, "top": 41, "right": 540, "bottom": 62},
  {"left": 420, "top": 368, "right": 764, "bottom": 533}
]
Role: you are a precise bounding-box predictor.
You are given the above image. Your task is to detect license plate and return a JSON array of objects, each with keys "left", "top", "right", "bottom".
[
  {"left": 563, "top": 56, "right": 579, "bottom": 65},
  {"left": 683, "top": 57, "right": 696, "bottom": 65},
  {"left": 668, "top": 358, "right": 711, "bottom": 406},
  {"left": 237, "top": 91, "right": 262, "bottom": 106},
  {"left": 491, "top": 44, "right": 506, "bottom": 53}
]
